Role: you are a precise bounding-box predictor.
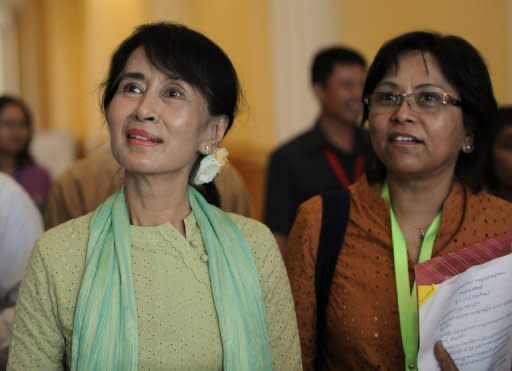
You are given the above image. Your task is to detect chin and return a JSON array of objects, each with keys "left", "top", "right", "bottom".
[
  {"left": 122, "top": 160, "right": 160, "bottom": 174},
  {"left": 386, "top": 164, "right": 427, "bottom": 177},
  {"left": 339, "top": 115, "right": 360, "bottom": 127}
]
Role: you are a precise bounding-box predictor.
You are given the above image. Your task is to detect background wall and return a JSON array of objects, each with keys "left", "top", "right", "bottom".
[{"left": 5, "top": 0, "right": 512, "bottom": 218}]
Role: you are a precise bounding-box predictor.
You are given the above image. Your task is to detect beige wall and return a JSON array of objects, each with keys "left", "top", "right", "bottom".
[
  {"left": 270, "top": 0, "right": 339, "bottom": 144},
  {"left": 17, "top": 0, "right": 47, "bottom": 131},
  {"left": 45, "top": 0, "right": 85, "bottom": 137},
  {"left": 336, "top": 0, "right": 510, "bottom": 105}
]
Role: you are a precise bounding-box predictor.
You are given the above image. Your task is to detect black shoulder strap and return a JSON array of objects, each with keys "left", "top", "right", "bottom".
[{"left": 314, "top": 188, "right": 350, "bottom": 369}]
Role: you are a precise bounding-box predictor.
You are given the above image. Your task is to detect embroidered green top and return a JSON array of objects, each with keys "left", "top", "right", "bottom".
[{"left": 8, "top": 212, "right": 301, "bottom": 371}]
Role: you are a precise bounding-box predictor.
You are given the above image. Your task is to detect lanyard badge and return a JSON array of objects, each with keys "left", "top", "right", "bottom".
[{"left": 382, "top": 183, "right": 441, "bottom": 370}]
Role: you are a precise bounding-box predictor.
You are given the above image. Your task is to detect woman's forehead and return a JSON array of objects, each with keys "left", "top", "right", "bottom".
[
  {"left": 378, "top": 51, "right": 456, "bottom": 92},
  {"left": 385, "top": 51, "right": 438, "bottom": 77},
  {"left": 123, "top": 48, "right": 155, "bottom": 73},
  {"left": 121, "top": 50, "right": 175, "bottom": 82}
]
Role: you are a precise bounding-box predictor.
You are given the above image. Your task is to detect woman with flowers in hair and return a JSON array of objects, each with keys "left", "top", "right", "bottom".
[{"left": 8, "top": 22, "right": 301, "bottom": 371}]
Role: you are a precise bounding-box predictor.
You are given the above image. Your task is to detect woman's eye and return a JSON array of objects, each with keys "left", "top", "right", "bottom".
[
  {"left": 120, "top": 82, "right": 142, "bottom": 94},
  {"left": 374, "top": 92, "right": 398, "bottom": 104},
  {"left": 165, "top": 88, "right": 183, "bottom": 98},
  {"left": 417, "top": 92, "right": 441, "bottom": 105}
]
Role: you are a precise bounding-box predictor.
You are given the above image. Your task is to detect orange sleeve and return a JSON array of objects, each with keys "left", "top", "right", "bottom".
[{"left": 283, "top": 196, "right": 322, "bottom": 371}]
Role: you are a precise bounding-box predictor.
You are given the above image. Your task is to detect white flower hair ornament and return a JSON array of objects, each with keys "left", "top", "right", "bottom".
[{"left": 192, "top": 147, "right": 229, "bottom": 185}]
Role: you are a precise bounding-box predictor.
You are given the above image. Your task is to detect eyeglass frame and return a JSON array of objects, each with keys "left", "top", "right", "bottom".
[{"left": 363, "top": 91, "right": 462, "bottom": 114}]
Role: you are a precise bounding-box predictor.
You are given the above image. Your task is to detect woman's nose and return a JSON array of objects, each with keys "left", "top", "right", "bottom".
[
  {"left": 135, "top": 94, "right": 158, "bottom": 122},
  {"left": 391, "top": 96, "right": 415, "bottom": 123}
]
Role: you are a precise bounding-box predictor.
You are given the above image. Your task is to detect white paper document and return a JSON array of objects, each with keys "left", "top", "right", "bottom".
[{"left": 417, "top": 253, "right": 512, "bottom": 371}]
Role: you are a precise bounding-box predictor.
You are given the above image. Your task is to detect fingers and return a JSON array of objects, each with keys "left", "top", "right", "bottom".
[{"left": 434, "top": 341, "right": 459, "bottom": 371}]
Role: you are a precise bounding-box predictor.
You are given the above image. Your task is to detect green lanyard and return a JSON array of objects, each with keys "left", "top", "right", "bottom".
[{"left": 382, "top": 183, "right": 441, "bottom": 371}]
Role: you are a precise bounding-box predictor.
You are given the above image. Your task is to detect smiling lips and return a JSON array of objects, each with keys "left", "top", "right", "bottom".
[
  {"left": 389, "top": 134, "right": 422, "bottom": 144},
  {"left": 126, "top": 128, "right": 163, "bottom": 146}
]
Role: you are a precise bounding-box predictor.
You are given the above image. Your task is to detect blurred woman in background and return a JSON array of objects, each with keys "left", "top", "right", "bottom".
[{"left": 0, "top": 95, "right": 51, "bottom": 212}]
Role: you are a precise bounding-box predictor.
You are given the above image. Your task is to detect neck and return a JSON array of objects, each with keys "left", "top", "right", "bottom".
[
  {"left": 124, "top": 172, "right": 191, "bottom": 236},
  {"left": 0, "top": 153, "right": 16, "bottom": 175},
  {"left": 318, "top": 113, "right": 356, "bottom": 153},
  {"left": 387, "top": 172, "right": 453, "bottom": 261}
]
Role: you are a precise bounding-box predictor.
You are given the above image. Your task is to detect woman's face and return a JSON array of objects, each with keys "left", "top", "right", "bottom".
[
  {"left": 107, "top": 47, "right": 225, "bottom": 179},
  {"left": 0, "top": 104, "right": 30, "bottom": 156},
  {"left": 368, "top": 52, "right": 470, "bottom": 181},
  {"left": 492, "top": 124, "right": 512, "bottom": 190}
]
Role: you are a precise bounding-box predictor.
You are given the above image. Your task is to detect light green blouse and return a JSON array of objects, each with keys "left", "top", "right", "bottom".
[{"left": 7, "top": 212, "right": 302, "bottom": 370}]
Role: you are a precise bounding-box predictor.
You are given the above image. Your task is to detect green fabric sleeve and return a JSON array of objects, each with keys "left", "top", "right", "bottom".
[
  {"left": 233, "top": 215, "right": 302, "bottom": 370},
  {"left": 8, "top": 242, "right": 66, "bottom": 370}
]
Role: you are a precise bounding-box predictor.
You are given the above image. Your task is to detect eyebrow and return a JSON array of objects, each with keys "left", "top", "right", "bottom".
[
  {"left": 376, "top": 81, "right": 399, "bottom": 89},
  {"left": 118, "top": 71, "right": 186, "bottom": 87},
  {"left": 376, "top": 81, "right": 450, "bottom": 91},
  {"left": 415, "top": 83, "right": 448, "bottom": 90},
  {"left": 118, "top": 72, "right": 145, "bottom": 81}
]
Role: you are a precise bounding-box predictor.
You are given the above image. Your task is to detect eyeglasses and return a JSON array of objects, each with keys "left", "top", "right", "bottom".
[
  {"left": 364, "top": 91, "right": 462, "bottom": 114},
  {"left": 0, "top": 119, "right": 29, "bottom": 129}
]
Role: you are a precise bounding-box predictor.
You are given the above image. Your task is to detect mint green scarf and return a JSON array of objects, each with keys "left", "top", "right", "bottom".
[{"left": 71, "top": 186, "right": 272, "bottom": 370}]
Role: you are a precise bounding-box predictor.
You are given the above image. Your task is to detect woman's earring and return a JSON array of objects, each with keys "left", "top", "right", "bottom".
[
  {"left": 462, "top": 136, "right": 474, "bottom": 153},
  {"left": 462, "top": 144, "right": 474, "bottom": 153},
  {"left": 201, "top": 144, "right": 210, "bottom": 155}
]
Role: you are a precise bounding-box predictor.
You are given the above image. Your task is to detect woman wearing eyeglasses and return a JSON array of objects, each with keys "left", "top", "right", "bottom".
[{"left": 285, "top": 31, "right": 512, "bottom": 370}]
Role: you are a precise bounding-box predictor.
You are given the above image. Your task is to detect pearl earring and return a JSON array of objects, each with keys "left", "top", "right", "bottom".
[
  {"left": 463, "top": 144, "right": 473, "bottom": 153},
  {"left": 202, "top": 144, "right": 210, "bottom": 155}
]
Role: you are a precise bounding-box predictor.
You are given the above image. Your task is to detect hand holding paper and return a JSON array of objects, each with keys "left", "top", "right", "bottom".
[
  {"left": 434, "top": 341, "right": 459, "bottom": 371},
  {"left": 416, "top": 231, "right": 512, "bottom": 371}
]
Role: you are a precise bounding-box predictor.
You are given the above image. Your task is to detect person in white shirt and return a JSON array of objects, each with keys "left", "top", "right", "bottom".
[{"left": 0, "top": 173, "right": 42, "bottom": 368}]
